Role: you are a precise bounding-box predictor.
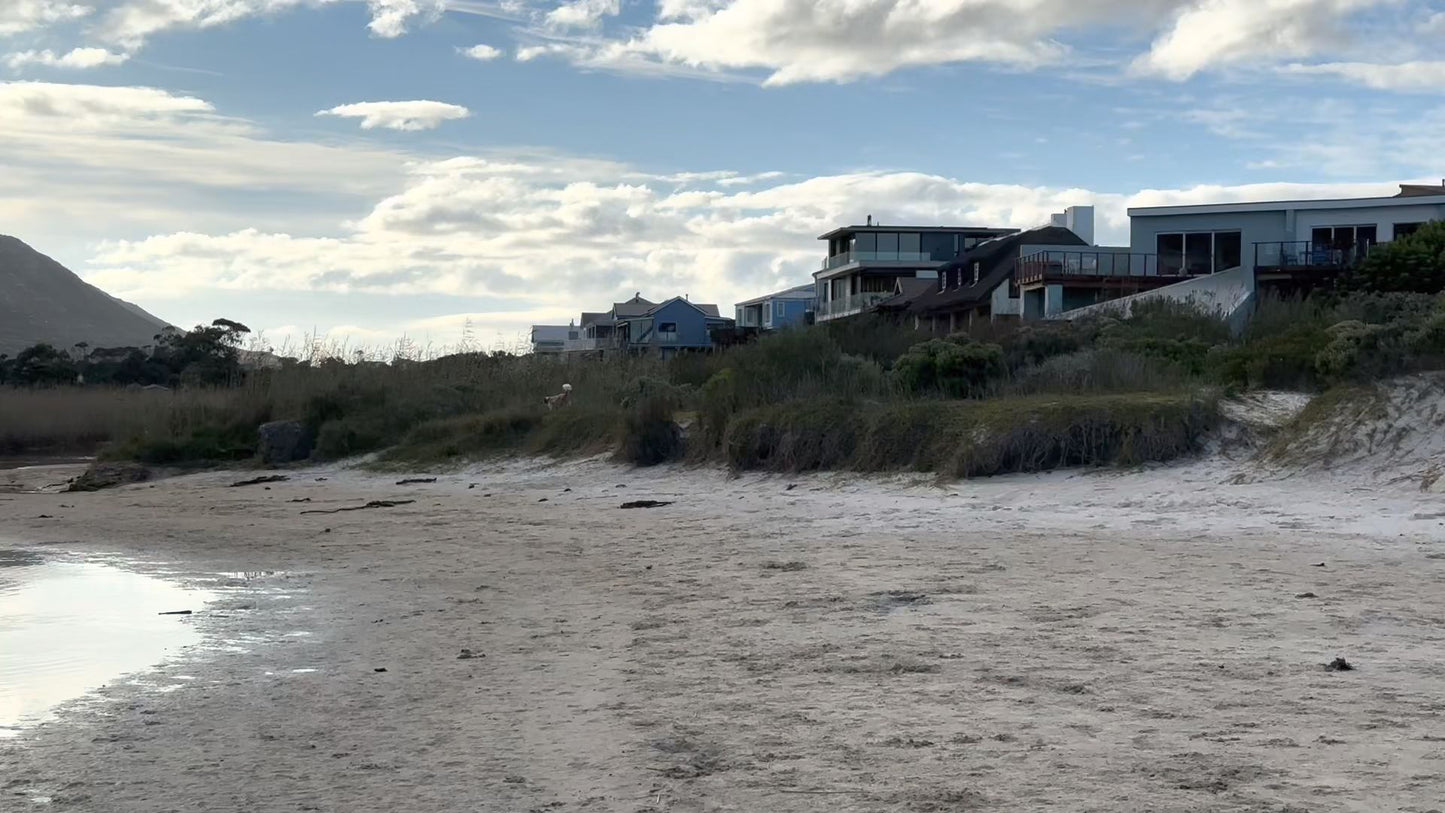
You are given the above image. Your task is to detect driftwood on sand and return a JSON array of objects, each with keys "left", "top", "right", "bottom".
[{"left": 300, "top": 500, "right": 416, "bottom": 515}]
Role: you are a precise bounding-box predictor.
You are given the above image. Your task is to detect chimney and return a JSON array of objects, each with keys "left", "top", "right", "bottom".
[{"left": 866, "top": 214, "right": 873, "bottom": 226}]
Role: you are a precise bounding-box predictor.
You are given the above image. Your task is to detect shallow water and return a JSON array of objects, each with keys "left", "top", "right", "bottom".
[{"left": 0, "top": 550, "right": 214, "bottom": 737}]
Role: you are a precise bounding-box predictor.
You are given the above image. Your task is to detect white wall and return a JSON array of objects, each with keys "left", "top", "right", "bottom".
[
  {"left": 1294, "top": 203, "right": 1445, "bottom": 242},
  {"left": 1050, "top": 263, "right": 1254, "bottom": 330}
]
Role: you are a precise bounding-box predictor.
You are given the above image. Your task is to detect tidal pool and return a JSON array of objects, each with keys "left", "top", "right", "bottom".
[{"left": 0, "top": 550, "right": 214, "bottom": 737}]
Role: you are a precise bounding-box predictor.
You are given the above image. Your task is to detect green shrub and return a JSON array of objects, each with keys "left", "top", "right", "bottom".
[
  {"left": 892, "top": 338, "right": 1006, "bottom": 397},
  {"left": 1009, "top": 349, "right": 1189, "bottom": 395},
  {"left": 720, "top": 394, "right": 1214, "bottom": 477},
  {"left": 382, "top": 407, "right": 542, "bottom": 462},
  {"left": 617, "top": 394, "right": 684, "bottom": 466},
  {"left": 1343, "top": 221, "right": 1445, "bottom": 294},
  {"left": 527, "top": 405, "right": 622, "bottom": 457}
]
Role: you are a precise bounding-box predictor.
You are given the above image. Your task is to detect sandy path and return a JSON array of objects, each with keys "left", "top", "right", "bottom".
[{"left": 2, "top": 458, "right": 1445, "bottom": 812}]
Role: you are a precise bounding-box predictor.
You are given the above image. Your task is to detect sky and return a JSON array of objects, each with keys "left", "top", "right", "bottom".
[{"left": 2, "top": 0, "right": 1443, "bottom": 355}]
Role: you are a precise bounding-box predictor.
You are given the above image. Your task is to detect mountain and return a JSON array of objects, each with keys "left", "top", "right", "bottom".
[{"left": 0, "top": 235, "right": 171, "bottom": 356}]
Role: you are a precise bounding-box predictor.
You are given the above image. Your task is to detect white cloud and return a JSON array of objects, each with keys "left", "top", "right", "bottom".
[
  {"left": 0, "top": 0, "right": 92, "bottom": 36},
  {"left": 459, "top": 43, "right": 502, "bottom": 60},
  {"left": 545, "top": 0, "right": 619, "bottom": 29},
  {"left": 366, "top": 0, "right": 444, "bottom": 37},
  {"left": 316, "top": 100, "right": 471, "bottom": 131},
  {"left": 90, "top": 0, "right": 439, "bottom": 50},
  {"left": 5, "top": 46, "right": 129, "bottom": 69},
  {"left": 1284, "top": 60, "right": 1445, "bottom": 91},
  {"left": 1132, "top": 0, "right": 1385, "bottom": 80}
]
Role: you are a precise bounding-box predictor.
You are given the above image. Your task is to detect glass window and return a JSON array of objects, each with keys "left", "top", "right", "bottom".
[
  {"left": 1157, "top": 234, "right": 1184, "bottom": 275},
  {"left": 1311, "top": 227, "right": 1332, "bottom": 249},
  {"left": 899, "top": 232, "right": 920, "bottom": 256},
  {"left": 658, "top": 322, "right": 678, "bottom": 342},
  {"left": 876, "top": 232, "right": 899, "bottom": 254},
  {"left": 1396, "top": 222, "right": 1424, "bottom": 239},
  {"left": 921, "top": 233, "right": 955, "bottom": 261},
  {"left": 1185, "top": 233, "right": 1212, "bottom": 275},
  {"left": 855, "top": 233, "right": 876, "bottom": 252},
  {"left": 1214, "top": 232, "right": 1241, "bottom": 272},
  {"left": 1357, "top": 225, "right": 1378, "bottom": 246}
]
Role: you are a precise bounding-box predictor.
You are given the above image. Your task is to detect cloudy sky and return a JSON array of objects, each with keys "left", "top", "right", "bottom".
[{"left": 2, "top": 0, "right": 1442, "bottom": 352}]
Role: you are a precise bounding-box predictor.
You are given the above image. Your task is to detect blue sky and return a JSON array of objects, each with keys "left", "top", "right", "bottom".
[{"left": 2, "top": 0, "right": 1442, "bottom": 354}]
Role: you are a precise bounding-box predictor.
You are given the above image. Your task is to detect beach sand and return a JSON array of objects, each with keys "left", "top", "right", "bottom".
[{"left": 3, "top": 456, "right": 1445, "bottom": 812}]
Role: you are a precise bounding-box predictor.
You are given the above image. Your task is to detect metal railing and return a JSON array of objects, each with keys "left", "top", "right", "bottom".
[
  {"left": 817, "top": 291, "right": 893, "bottom": 318},
  {"left": 1016, "top": 250, "right": 1162, "bottom": 286},
  {"left": 1253, "top": 241, "right": 1372, "bottom": 270}
]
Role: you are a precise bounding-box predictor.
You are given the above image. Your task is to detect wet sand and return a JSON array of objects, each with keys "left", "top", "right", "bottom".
[{"left": 2, "top": 457, "right": 1445, "bottom": 811}]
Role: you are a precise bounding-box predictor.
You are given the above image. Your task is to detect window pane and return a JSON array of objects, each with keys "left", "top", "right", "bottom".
[
  {"left": 876, "top": 232, "right": 899, "bottom": 253},
  {"left": 855, "top": 233, "right": 876, "bottom": 252},
  {"left": 921, "top": 233, "right": 954, "bottom": 261},
  {"left": 1395, "top": 222, "right": 1423, "bottom": 239},
  {"left": 899, "top": 232, "right": 920, "bottom": 254},
  {"left": 1185, "top": 233, "right": 1212, "bottom": 275},
  {"left": 1214, "top": 231, "right": 1242, "bottom": 272},
  {"left": 1311, "top": 227, "right": 1332, "bottom": 249},
  {"left": 1357, "top": 225, "right": 1378, "bottom": 246},
  {"left": 1157, "top": 234, "right": 1184, "bottom": 275}
]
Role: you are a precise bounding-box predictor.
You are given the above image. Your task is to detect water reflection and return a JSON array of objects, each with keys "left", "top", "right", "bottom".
[{"left": 0, "top": 551, "right": 214, "bottom": 736}]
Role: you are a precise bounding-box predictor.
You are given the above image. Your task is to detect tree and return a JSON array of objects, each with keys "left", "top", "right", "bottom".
[
  {"left": 1345, "top": 221, "right": 1445, "bottom": 294},
  {"left": 152, "top": 319, "right": 251, "bottom": 387},
  {"left": 10, "top": 343, "right": 78, "bottom": 386}
]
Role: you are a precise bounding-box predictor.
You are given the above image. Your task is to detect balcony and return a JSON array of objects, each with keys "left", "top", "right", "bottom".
[
  {"left": 821, "top": 251, "right": 945, "bottom": 271},
  {"left": 1253, "top": 241, "right": 1372, "bottom": 271},
  {"left": 562, "top": 337, "right": 616, "bottom": 353},
  {"left": 1016, "top": 250, "right": 1164, "bottom": 287},
  {"left": 816, "top": 291, "right": 893, "bottom": 319}
]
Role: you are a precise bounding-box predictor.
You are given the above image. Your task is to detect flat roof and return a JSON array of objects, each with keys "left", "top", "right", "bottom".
[
  {"left": 1129, "top": 193, "right": 1445, "bottom": 218},
  {"left": 817, "top": 225, "right": 1019, "bottom": 241},
  {"left": 735, "top": 284, "right": 814, "bottom": 307}
]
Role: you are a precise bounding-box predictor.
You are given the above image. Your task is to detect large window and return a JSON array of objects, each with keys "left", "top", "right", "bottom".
[
  {"left": 1312, "top": 225, "right": 1378, "bottom": 250},
  {"left": 855, "top": 233, "right": 877, "bottom": 253},
  {"left": 657, "top": 322, "right": 678, "bottom": 342},
  {"left": 1157, "top": 231, "right": 1242, "bottom": 275},
  {"left": 1395, "top": 222, "right": 1424, "bottom": 239},
  {"left": 1157, "top": 234, "right": 1184, "bottom": 275},
  {"left": 876, "top": 232, "right": 899, "bottom": 253},
  {"left": 1214, "top": 232, "right": 1242, "bottom": 272},
  {"left": 921, "top": 232, "right": 955, "bottom": 261},
  {"left": 899, "top": 232, "right": 921, "bottom": 256}
]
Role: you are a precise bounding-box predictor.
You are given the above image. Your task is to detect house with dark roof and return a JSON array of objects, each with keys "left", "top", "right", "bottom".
[
  {"left": 735, "top": 284, "right": 815, "bottom": 330},
  {"left": 812, "top": 220, "right": 1018, "bottom": 322},
  {"left": 614, "top": 296, "right": 734, "bottom": 357}
]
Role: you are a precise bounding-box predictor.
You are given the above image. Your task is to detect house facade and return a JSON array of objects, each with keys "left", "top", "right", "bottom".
[
  {"left": 615, "top": 297, "right": 734, "bottom": 357},
  {"left": 529, "top": 324, "right": 573, "bottom": 355},
  {"left": 1128, "top": 184, "right": 1445, "bottom": 281},
  {"left": 735, "top": 284, "right": 815, "bottom": 330},
  {"left": 1037, "top": 181, "right": 1445, "bottom": 322},
  {"left": 812, "top": 222, "right": 1018, "bottom": 322}
]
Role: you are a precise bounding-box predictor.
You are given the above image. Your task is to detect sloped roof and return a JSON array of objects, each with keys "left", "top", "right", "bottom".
[
  {"left": 1397, "top": 182, "right": 1445, "bottom": 198},
  {"left": 636, "top": 297, "right": 722, "bottom": 318},
  {"left": 873, "top": 277, "right": 937, "bottom": 311},
  {"left": 910, "top": 225, "right": 1088, "bottom": 315},
  {"left": 612, "top": 295, "right": 656, "bottom": 318},
  {"left": 580, "top": 311, "right": 609, "bottom": 327}
]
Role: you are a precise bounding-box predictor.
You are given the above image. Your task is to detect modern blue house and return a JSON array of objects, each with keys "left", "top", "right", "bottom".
[
  {"left": 613, "top": 297, "right": 735, "bottom": 357},
  {"left": 734, "top": 284, "right": 815, "bottom": 330}
]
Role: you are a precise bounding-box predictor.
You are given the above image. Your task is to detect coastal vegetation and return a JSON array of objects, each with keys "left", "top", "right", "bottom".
[{"left": 5, "top": 287, "right": 1445, "bottom": 478}]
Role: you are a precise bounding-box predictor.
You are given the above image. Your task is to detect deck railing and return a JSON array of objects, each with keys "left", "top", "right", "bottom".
[
  {"left": 1253, "top": 241, "right": 1372, "bottom": 270},
  {"left": 1016, "top": 250, "right": 1162, "bottom": 286}
]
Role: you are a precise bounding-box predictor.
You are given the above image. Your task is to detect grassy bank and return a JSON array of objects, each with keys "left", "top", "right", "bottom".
[
  {"left": 720, "top": 393, "right": 1215, "bottom": 476},
  {"left": 7, "top": 291, "right": 1444, "bottom": 480}
]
